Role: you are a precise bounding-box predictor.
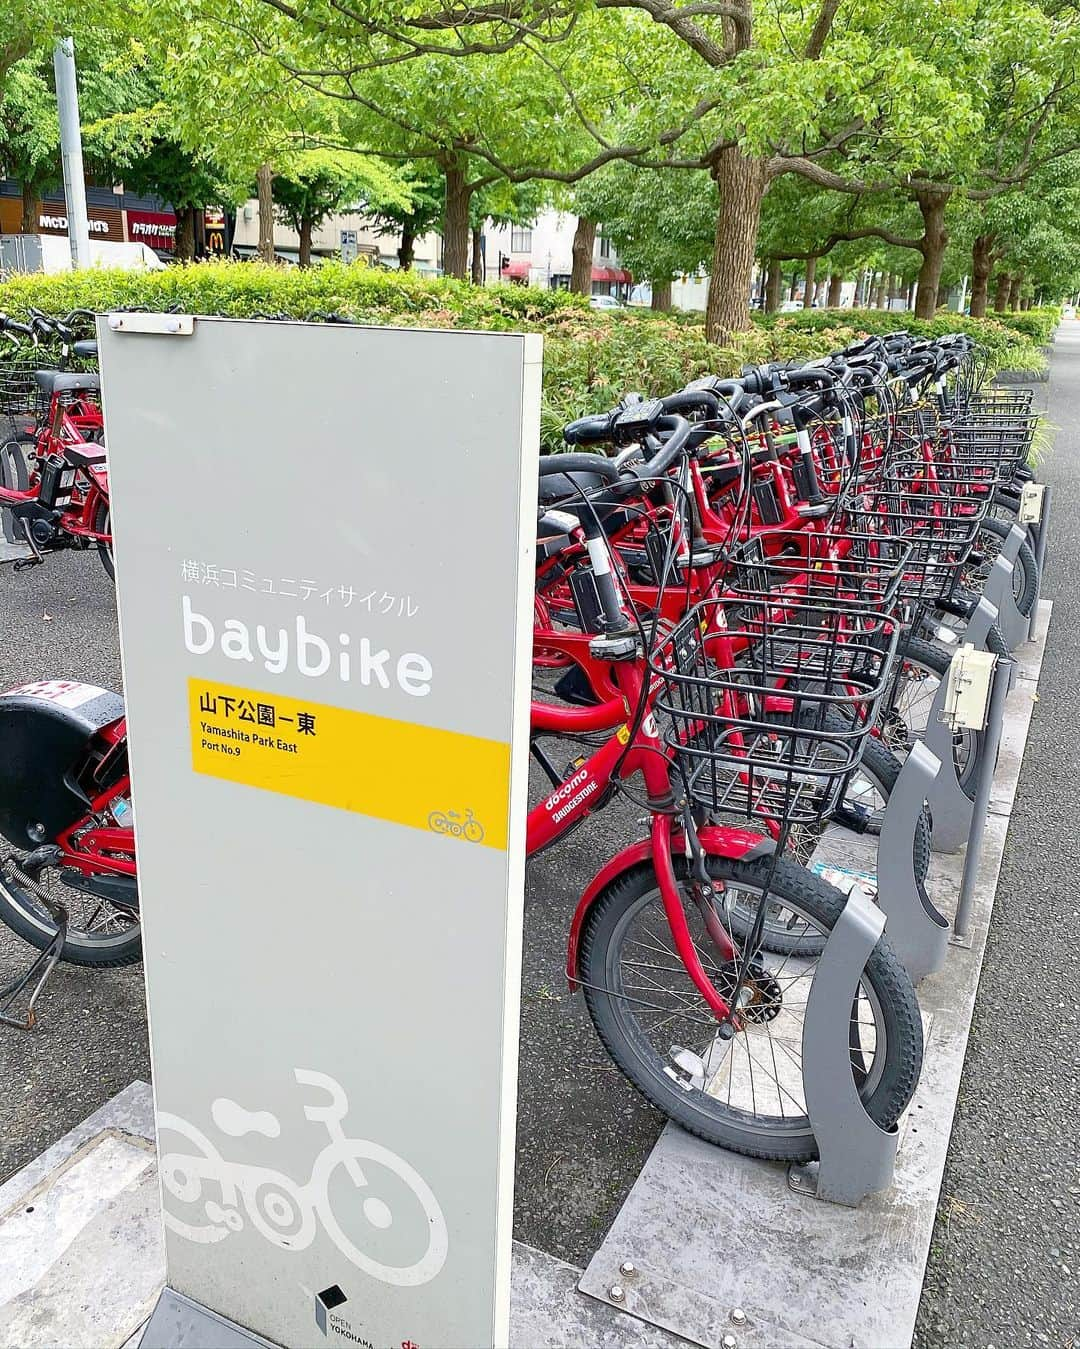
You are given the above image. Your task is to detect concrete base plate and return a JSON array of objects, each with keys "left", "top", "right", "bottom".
[
  {"left": 0, "top": 1081, "right": 687, "bottom": 1349},
  {"left": 0, "top": 1082, "right": 164, "bottom": 1349},
  {"left": 577, "top": 601, "right": 1052, "bottom": 1349}
]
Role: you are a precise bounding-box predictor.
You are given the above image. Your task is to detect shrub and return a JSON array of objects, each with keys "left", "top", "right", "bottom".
[{"left": 0, "top": 262, "right": 1048, "bottom": 449}]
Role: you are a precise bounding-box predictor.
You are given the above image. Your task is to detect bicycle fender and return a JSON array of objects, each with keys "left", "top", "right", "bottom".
[{"left": 565, "top": 827, "right": 774, "bottom": 988}]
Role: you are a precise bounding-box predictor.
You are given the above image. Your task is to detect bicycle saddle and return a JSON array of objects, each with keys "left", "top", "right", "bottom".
[
  {"left": 64, "top": 443, "right": 107, "bottom": 469},
  {"left": 34, "top": 370, "right": 101, "bottom": 396}
]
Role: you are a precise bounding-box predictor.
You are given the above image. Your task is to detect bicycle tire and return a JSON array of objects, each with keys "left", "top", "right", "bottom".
[
  {"left": 894, "top": 636, "right": 981, "bottom": 797},
  {"left": 0, "top": 863, "right": 142, "bottom": 967},
  {"left": 969, "top": 516, "right": 1038, "bottom": 617},
  {"left": 579, "top": 854, "right": 923, "bottom": 1160},
  {"left": 727, "top": 730, "right": 931, "bottom": 958},
  {"left": 93, "top": 499, "right": 115, "bottom": 581}
]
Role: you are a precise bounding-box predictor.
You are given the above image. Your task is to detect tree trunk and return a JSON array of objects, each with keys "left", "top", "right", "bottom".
[
  {"left": 256, "top": 163, "right": 275, "bottom": 263},
  {"left": 471, "top": 225, "right": 484, "bottom": 285},
  {"left": 651, "top": 277, "right": 673, "bottom": 311},
  {"left": 398, "top": 221, "right": 416, "bottom": 272},
  {"left": 913, "top": 190, "right": 950, "bottom": 318},
  {"left": 441, "top": 160, "right": 472, "bottom": 279},
  {"left": 704, "top": 145, "right": 770, "bottom": 342},
  {"left": 993, "top": 273, "right": 1011, "bottom": 311},
  {"left": 765, "top": 262, "right": 782, "bottom": 313},
  {"left": 20, "top": 179, "right": 40, "bottom": 233},
  {"left": 174, "top": 206, "right": 195, "bottom": 263},
  {"left": 969, "top": 234, "right": 995, "bottom": 318},
  {"left": 873, "top": 274, "right": 887, "bottom": 308},
  {"left": 1008, "top": 274, "right": 1023, "bottom": 310},
  {"left": 788, "top": 272, "right": 799, "bottom": 301},
  {"left": 827, "top": 273, "right": 843, "bottom": 307},
  {"left": 570, "top": 217, "right": 597, "bottom": 294},
  {"left": 298, "top": 216, "right": 313, "bottom": 268},
  {"left": 888, "top": 273, "right": 901, "bottom": 304},
  {"left": 802, "top": 256, "right": 817, "bottom": 309}
]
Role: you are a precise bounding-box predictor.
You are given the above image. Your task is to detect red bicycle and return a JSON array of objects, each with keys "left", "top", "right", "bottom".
[{"left": 0, "top": 315, "right": 111, "bottom": 577}]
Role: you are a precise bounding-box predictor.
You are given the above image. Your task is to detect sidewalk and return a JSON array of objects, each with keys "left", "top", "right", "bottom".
[{"left": 913, "top": 324, "right": 1080, "bottom": 1348}]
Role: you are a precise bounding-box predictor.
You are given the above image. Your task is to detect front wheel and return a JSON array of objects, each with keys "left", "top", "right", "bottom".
[{"left": 578, "top": 853, "right": 923, "bottom": 1161}]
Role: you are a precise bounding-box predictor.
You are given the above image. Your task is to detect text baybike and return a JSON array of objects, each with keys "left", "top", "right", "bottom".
[{"left": 182, "top": 596, "right": 433, "bottom": 697}]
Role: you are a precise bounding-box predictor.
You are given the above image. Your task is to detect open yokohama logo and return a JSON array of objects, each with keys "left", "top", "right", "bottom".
[{"left": 157, "top": 1068, "right": 448, "bottom": 1287}]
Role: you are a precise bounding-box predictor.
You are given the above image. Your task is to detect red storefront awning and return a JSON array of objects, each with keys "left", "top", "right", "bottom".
[
  {"left": 501, "top": 260, "right": 531, "bottom": 278},
  {"left": 592, "top": 265, "right": 632, "bottom": 283}
]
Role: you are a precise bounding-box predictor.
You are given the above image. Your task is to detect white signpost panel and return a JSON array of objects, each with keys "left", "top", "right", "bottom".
[{"left": 98, "top": 316, "right": 541, "bottom": 1349}]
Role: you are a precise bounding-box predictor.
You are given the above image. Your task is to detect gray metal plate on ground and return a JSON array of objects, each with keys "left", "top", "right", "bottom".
[
  {"left": 0, "top": 1078, "right": 686, "bottom": 1349},
  {"left": 139, "top": 1288, "right": 279, "bottom": 1349},
  {"left": 578, "top": 601, "right": 1052, "bottom": 1349}
]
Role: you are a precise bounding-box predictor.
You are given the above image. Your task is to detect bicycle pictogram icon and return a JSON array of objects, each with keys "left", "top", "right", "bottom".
[
  {"left": 157, "top": 1068, "right": 448, "bottom": 1287},
  {"left": 427, "top": 807, "right": 484, "bottom": 843}
]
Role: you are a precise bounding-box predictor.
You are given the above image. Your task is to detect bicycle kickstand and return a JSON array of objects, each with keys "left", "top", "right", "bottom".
[
  {"left": 0, "top": 847, "right": 68, "bottom": 1029},
  {"left": 12, "top": 518, "right": 45, "bottom": 571},
  {"left": 0, "top": 924, "right": 67, "bottom": 1030}
]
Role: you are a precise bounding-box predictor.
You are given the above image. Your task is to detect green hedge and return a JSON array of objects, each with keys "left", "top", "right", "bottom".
[{"left": 0, "top": 261, "right": 1047, "bottom": 449}]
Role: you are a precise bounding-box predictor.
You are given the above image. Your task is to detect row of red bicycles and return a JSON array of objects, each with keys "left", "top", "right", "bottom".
[
  {"left": 0, "top": 321, "right": 1040, "bottom": 1166},
  {"left": 0, "top": 309, "right": 112, "bottom": 576}
]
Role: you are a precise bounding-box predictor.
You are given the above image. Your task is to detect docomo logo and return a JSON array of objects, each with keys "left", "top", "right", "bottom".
[
  {"left": 544, "top": 767, "right": 588, "bottom": 813},
  {"left": 182, "top": 596, "right": 433, "bottom": 697}
]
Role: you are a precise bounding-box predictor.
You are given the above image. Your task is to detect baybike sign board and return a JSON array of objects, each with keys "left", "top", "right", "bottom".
[{"left": 98, "top": 316, "right": 541, "bottom": 1349}]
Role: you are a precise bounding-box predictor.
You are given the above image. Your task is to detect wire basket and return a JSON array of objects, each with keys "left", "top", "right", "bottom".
[
  {"left": 841, "top": 480, "right": 984, "bottom": 605},
  {"left": 963, "top": 387, "right": 1035, "bottom": 417},
  {"left": 939, "top": 416, "right": 1037, "bottom": 485},
  {"left": 0, "top": 355, "right": 41, "bottom": 418},
  {"left": 725, "top": 529, "right": 912, "bottom": 613},
  {"left": 650, "top": 597, "right": 899, "bottom": 826}
]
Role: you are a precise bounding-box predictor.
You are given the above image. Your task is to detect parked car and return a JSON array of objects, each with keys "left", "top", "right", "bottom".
[{"left": 589, "top": 294, "right": 624, "bottom": 310}]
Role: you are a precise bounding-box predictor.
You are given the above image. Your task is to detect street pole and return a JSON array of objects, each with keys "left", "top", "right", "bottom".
[{"left": 53, "top": 37, "right": 90, "bottom": 269}]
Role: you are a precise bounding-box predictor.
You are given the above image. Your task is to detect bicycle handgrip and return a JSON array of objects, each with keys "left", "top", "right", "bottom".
[
  {"left": 563, "top": 413, "right": 614, "bottom": 446},
  {"left": 659, "top": 389, "right": 721, "bottom": 420},
  {"left": 538, "top": 453, "right": 621, "bottom": 482}
]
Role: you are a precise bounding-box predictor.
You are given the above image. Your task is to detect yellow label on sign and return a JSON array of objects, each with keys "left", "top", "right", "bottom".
[{"left": 188, "top": 678, "right": 510, "bottom": 850}]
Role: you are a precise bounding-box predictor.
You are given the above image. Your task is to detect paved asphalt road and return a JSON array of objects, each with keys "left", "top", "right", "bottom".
[{"left": 0, "top": 334, "right": 1078, "bottom": 1347}]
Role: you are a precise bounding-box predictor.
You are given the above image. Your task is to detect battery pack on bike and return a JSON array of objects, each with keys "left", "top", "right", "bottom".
[{"left": 36, "top": 454, "right": 77, "bottom": 511}]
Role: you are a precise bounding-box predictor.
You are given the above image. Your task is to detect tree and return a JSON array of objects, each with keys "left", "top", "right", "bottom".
[
  {"left": 366, "top": 160, "right": 444, "bottom": 271},
  {"left": 0, "top": 56, "right": 59, "bottom": 228},
  {"left": 85, "top": 99, "right": 234, "bottom": 260},
  {"left": 573, "top": 163, "right": 715, "bottom": 306},
  {"left": 0, "top": 2, "right": 73, "bottom": 109},
  {"left": 133, "top": 0, "right": 598, "bottom": 279},
  {"left": 272, "top": 149, "right": 408, "bottom": 265}
]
